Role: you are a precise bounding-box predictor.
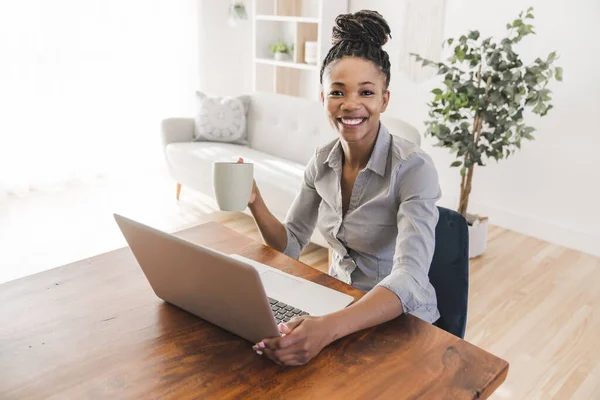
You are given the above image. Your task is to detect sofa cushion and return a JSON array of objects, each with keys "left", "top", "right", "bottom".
[
  {"left": 246, "top": 92, "right": 334, "bottom": 165},
  {"left": 193, "top": 91, "right": 250, "bottom": 145}
]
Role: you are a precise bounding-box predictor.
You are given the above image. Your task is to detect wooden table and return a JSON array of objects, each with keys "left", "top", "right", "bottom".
[{"left": 0, "top": 222, "right": 508, "bottom": 399}]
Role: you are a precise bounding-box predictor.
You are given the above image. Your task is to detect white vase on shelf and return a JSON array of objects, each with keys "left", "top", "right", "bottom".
[
  {"left": 304, "top": 41, "right": 318, "bottom": 64},
  {"left": 274, "top": 52, "right": 288, "bottom": 61}
]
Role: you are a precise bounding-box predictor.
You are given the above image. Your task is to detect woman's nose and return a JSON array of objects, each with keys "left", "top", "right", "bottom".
[{"left": 341, "top": 100, "right": 361, "bottom": 111}]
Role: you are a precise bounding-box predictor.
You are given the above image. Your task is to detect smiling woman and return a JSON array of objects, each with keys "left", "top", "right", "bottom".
[{"left": 244, "top": 10, "right": 443, "bottom": 366}]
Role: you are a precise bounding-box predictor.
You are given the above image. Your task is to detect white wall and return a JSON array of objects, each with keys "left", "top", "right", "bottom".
[
  {"left": 197, "top": 0, "right": 254, "bottom": 96},
  {"left": 347, "top": 0, "right": 600, "bottom": 257}
]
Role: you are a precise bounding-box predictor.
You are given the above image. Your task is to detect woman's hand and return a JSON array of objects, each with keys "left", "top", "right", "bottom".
[
  {"left": 237, "top": 157, "right": 259, "bottom": 206},
  {"left": 252, "top": 316, "right": 334, "bottom": 366}
]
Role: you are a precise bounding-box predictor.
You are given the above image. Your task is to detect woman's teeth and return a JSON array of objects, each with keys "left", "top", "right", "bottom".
[{"left": 340, "top": 118, "right": 365, "bottom": 125}]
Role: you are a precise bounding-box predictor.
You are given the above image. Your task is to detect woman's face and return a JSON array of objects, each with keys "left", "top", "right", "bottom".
[{"left": 321, "top": 57, "right": 390, "bottom": 144}]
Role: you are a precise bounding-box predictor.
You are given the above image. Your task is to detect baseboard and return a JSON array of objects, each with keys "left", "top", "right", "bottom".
[{"left": 437, "top": 196, "right": 600, "bottom": 258}]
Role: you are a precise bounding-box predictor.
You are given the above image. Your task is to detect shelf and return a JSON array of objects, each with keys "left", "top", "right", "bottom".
[
  {"left": 253, "top": 0, "right": 347, "bottom": 99},
  {"left": 255, "top": 58, "right": 319, "bottom": 71},
  {"left": 255, "top": 15, "right": 319, "bottom": 23}
]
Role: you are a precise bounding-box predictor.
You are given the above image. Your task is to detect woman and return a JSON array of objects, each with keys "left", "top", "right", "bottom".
[{"left": 246, "top": 10, "right": 441, "bottom": 366}]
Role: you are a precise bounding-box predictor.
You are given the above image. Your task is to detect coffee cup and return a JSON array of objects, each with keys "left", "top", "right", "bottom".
[{"left": 212, "top": 161, "right": 254, "bottom": 211}]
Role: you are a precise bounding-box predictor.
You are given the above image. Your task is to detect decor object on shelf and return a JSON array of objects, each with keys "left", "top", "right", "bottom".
[
  {"left": 269, "top": 40, "right": 294, "bottom": 61},
  {"left": 228, "top": 1, "right": 248, "bottom": 27},
  {"left": 412, "top": 7, "right": 563, "bottom": 258},
  {"left": 304, "top": 41, "right": 318, "bottom": 64},
  {"left": 193, "top": 91, "right": 251, "bottom": 145}
]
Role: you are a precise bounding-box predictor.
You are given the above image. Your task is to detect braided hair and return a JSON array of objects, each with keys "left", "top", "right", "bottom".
[{"left": 320, "top": 10, "right": 392, "bottom": 88}]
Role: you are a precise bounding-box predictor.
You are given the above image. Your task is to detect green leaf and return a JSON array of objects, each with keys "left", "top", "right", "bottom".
[
  {"left": 541, "top": 104, "right": 554, "bottom": 116},
  {"left": 468, "top": 30, "right": 480, "bottom": 40},
  {"left": 489, "top": 91, "right": 502, "bottom": 105},
  {"left": 532, "top": 101, "right": 546, "bottom": 114},
  {"left": 432, "top": 88, "right": 443, "bottom": 95},
  {"left": 447, "top": 38, "right": 454, "bottom": 46},
  {"left": 527, "top": 6, "right": 534, "bottom": 13},
  {"left": 555, "top": 66, "right": 563, "bottom": 81},
  {"left": 523, "top": 126, "right": 536, "bottom": 134},
  {"left": 539, "top": 88, "right": 552, "bottom": 101},
  {"left": 449, "top": 113, "right": 463, "bottom": 122},
  {"left": 451, "top": 161, "right": 462, "bottom": 167},
  {"left": 455, "top": 46, "right": 466, "bottom": 61},
  {"left": 460, "top": 167, "right": 467, "bottom": 176}
]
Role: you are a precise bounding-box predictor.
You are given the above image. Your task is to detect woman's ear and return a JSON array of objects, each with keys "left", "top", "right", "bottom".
[
  {"left": 381, "top": 90, "right": 390, "bottom": 113},
  {"left": 320, "top": 89, "right": 325, "bottom": 105}
]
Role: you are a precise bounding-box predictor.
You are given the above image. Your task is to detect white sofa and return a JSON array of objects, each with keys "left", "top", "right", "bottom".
[{"left": 161, "top": 92, "right": 421, "bottom": 248}]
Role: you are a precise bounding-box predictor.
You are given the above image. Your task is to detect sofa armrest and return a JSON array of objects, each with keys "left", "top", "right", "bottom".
[{"left": 161, "top": 118, "right": 195, "bottom": 147}]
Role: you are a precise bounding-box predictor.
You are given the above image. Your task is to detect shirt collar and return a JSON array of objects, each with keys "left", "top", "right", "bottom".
[{"left": 324, "top": 122, "right": 391, "bottom": 177}]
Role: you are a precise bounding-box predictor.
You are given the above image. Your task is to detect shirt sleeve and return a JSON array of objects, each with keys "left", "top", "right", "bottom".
[
  {"left": 282, "top": 153, "right": 322, "bottom": 259},
  {"left": 376, "top": 152, "right": 441, "bottom": 314}
]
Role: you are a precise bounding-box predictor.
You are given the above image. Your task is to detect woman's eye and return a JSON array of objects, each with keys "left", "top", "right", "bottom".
[
  {"left": 329, "top": 91, "right": 343, "bottom": 97},
  {"left": 362, "top": 90, "right": 374, "bottom": 96}
]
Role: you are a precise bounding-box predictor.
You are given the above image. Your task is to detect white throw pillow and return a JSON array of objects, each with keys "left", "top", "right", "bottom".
[{"left": 193, "top": 91, "right": 250, "bottom": 145}]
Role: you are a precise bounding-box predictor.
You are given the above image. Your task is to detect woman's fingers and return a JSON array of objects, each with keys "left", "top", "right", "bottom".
[{"left": 278, "top": 317, "right": 305, "bottom": 334}]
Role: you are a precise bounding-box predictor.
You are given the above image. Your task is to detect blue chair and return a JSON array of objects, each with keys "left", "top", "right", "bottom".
[{"left": 429, "top": 206, "right": 469, "bottom": 339}]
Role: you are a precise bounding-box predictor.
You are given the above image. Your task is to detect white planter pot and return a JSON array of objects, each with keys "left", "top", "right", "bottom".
[
  {"left": 274, "top": 52, "right": 288, "bottom": 61},
  {"left": 468, "top": 216, "right": 488, "bottom": 258}
]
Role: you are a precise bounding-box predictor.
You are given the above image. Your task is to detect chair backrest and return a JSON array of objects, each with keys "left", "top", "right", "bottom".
[{"left": 428, "top": 206, "right": 469, "bottom": 338}]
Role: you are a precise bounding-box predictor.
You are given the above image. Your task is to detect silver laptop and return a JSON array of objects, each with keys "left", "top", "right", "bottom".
[{"left": 113, "top": 214, "right": 354, "bottom": 343}]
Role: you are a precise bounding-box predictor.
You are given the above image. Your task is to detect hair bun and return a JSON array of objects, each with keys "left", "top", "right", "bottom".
[{"left": 332, "top": 10, "right": 392, "bottom": 47}]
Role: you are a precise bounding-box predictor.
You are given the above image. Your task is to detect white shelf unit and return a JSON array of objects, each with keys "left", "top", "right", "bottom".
[{"left": 252, "top": 0, "right": 348, "bottom": 101}]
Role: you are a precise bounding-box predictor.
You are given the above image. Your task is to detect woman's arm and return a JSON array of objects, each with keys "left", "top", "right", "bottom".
[
  {"left": 323, "top": 286, "right": 403, "bottom": 340},
  {"left": 236, "top": 157, "right": 287, "bottom": 252},
  {"left": 241, "top": 154, "right": 322, "bottom": 259},
  {"left": 247, "top": 182, "right": 288, "bottom": 253}
]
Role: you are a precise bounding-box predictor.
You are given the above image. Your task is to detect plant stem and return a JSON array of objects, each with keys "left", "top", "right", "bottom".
[{"left": 458, "top": 71, "right": 493, "bottom": 218}]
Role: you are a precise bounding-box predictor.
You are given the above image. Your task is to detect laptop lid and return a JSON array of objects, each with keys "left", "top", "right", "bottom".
[{"left": 113, "top": 214, "right": 280, "bottom": 343}]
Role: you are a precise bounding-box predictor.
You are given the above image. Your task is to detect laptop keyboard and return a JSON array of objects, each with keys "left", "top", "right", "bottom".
[{"left": 267, "top": 297, "right": 309, "bottom": 324}]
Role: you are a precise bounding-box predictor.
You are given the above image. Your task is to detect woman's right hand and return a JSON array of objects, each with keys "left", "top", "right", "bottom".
[{"left": 237, "top": 157, "right": 259, "bottom": 206}]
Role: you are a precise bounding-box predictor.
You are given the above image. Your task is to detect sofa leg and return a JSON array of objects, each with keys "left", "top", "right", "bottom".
[{"left": 176, "top": 183, "right": 182, "bottom": 201}]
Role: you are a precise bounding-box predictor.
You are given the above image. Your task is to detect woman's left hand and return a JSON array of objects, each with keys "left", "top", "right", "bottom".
[{"left": 252, "top": 315, "right": 334, "bottom": 366}]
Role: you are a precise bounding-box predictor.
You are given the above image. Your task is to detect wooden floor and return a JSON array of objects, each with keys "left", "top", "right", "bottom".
[{"left": 2, "top": 166, "right": 599, "bottom": 399}]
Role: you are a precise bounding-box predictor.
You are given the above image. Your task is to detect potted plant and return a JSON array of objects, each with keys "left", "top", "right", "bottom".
[
  {"left": 412, "top": 8, "right": 562, "bottom": 258},
  {"left": 270, "top": 40, "right": 294, "bottom": 61}
]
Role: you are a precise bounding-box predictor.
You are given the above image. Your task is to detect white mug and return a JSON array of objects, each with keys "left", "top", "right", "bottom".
[{"left": 212, "top": 162, "right": 254, "bottom": 211}]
